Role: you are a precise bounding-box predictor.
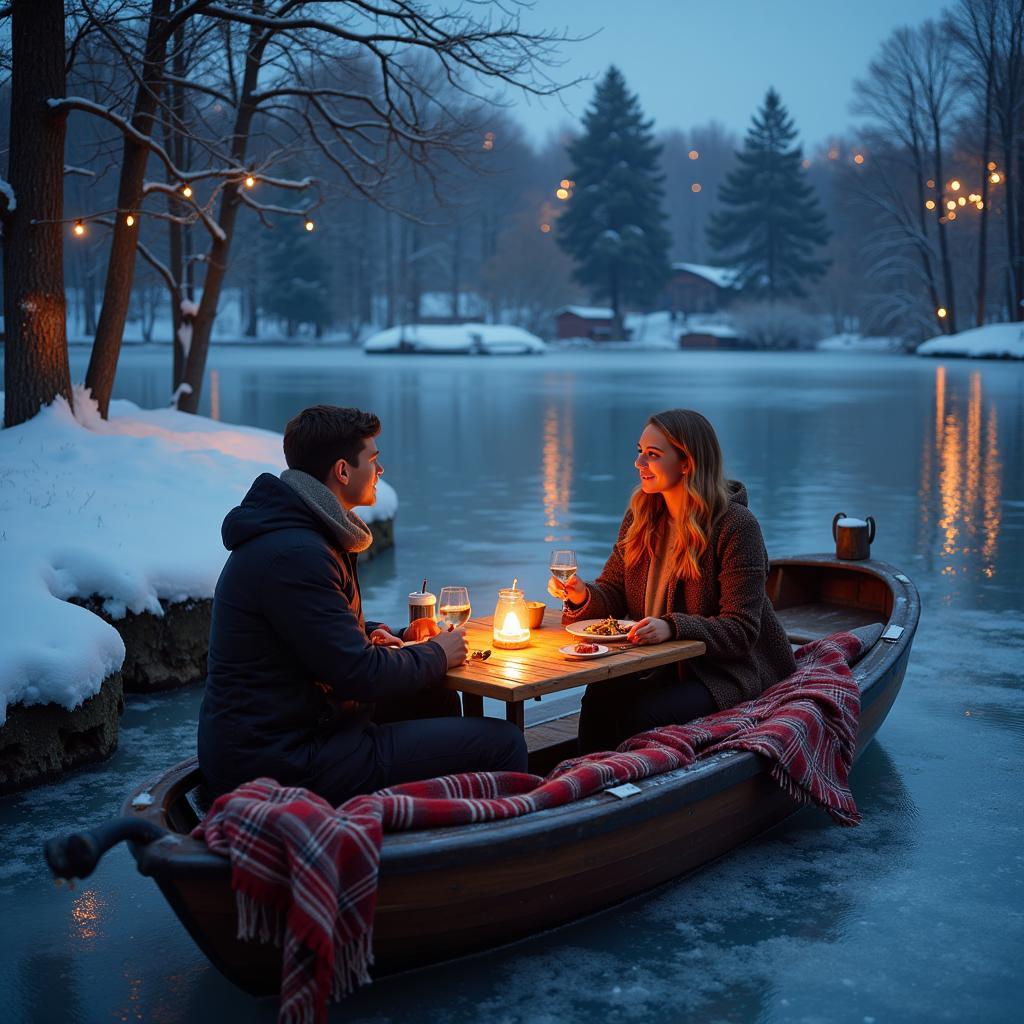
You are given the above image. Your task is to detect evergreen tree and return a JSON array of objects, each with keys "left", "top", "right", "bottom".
[
  {"left": 557, "top": 66, "right": 671, "bottom": 330},
  {"left": 263, "top": 218, "right": 332, "bottom": 338},
  {"left": 707, "top": 88, "right": 830, "bottom": 299}
]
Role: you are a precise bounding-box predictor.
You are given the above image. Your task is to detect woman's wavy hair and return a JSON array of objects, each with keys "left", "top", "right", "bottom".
[{"left": 621, "top": 409, "right": 731, "bottom": 581}]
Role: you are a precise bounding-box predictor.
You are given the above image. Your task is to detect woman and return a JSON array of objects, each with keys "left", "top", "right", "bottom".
[{"left": 549, "top": 408, "right": 796, "bottom": 753}]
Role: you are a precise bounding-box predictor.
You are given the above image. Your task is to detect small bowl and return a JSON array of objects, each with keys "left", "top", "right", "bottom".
[{"left": 526, "top": 601, "right": 547, "bottom": 629}]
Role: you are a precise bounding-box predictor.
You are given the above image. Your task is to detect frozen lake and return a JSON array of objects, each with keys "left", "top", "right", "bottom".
[{"left": 2, "top": 346, "right": 1022, "bottom": 1023}]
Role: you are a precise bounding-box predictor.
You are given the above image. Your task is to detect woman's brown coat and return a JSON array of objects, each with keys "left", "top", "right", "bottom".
[{"left": 564, "top": 482, "right": 796, "bottom": 710}]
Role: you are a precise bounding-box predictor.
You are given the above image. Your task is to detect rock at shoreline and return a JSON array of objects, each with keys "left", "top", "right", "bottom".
[{"left": 0, "top": 674, "right": 124, "bottom": 796}]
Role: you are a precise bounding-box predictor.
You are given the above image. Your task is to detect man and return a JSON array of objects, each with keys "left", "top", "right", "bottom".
[{"left": 198, "top": 405, "right": 527, "bottom": 803}]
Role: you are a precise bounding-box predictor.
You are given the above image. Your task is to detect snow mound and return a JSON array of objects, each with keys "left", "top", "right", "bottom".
[
  {"left": 363, "top": 323, "right": 546, "bottom": 355},
  {"left": 0, "top": 389, "right": 396, "bottom": 722},
  {"left": 916, "top": 322, "right": 1024, "bottom": 359},
  {"left": 817, "top": 333, "right": 902, "bottom": 353}
]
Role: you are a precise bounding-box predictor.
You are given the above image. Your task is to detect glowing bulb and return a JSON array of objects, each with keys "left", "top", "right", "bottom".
[
  {"left": 937, "top": 307, "right": 947, "bottom": 318},
  {"left": 555, "top": 187, "right": 569, "bottom": 200},
  {"left": 948, "top": 211, "right": 957, "bottom": 220},
  {"left": 957, "top": 196, "right": 966, "bottom": 206},
  {"left": 688, "top": 149, "right": 699, "bottom": 160},
  {"left": 560, "top": 178, "right": 571, "bottom": 188},
  {"left": 691, "top": 183, "right": 702, "bottom": 193},
  {"left": 977, "top": 200, "right": 985, "bottom": 210},
  {"left": 927, "top": 179, "right": 936, "bottom": 188},
  {"left": 182, "top": 185, "right": 193, "bottom": 198},
  {"left": 987, "top": 161, "right": 997, "bottom": 171},
  {"left": 304, "top": 218, "right": 315, "bottom": 232},
  {"left": 539, "top": 222, "right": 551, "bottom": 233},
  {"left": 244, "top": 175, "right": 255, "bottom": 188},
  {"left": 991, "top": 172, "right": 1001, "bottom": 183},
  {"left": 950, "top": 179, "right": 961, "bottom": 191},
  {"left": 947, "top": 200, "right": 957, "bottom": 210},
  {"left": 72, "top": 220, "right": 86, "bottom": 237},
  {"left": 125, "top": 214, "right": 135, "bottom": 227},
  {"left": 925, "top": 200, "right": 936, "bottom": 210},
  {"left": 853, "top": 153, "right": 865, "bottom": 164}
]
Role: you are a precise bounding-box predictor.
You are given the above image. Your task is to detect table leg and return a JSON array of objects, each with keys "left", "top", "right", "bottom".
[
  {"left": 461, "top": 692, "right": 484, "bottom": 718},
  {"left": 505, "top": 702, "right": 525, "bottom": 731}
]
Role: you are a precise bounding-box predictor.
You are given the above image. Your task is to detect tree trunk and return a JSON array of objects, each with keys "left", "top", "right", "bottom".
[
  {"left": 2, "top": 0, "right": 72, "bottom": 429},
  {"left": 1001, "top": 131, "right": 1019, "bottom": 319},
  {"left": 976, "top": 75, "right": 993, "bottom": 327},
  {"left": 85, "top": 0, "right": 171, "bottom": 417},
  {"left": 931, "top": 131, "right": 957, "bottom": 333},
  {"left": 177, "top": 7, "right": 268, "bottom": 414}
]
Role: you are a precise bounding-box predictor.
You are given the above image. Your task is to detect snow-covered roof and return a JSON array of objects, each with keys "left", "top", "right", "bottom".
[
  {"left": 553, "top": 305, "right": 615, "bottom": 320},
  {"left": 363, "top": 322, "right": 546, "bottom": 354},
  {"left": 679, "top": 322, "right": 740, "bottom": 339},
  {"left": 916, "top": 322, "right": 1024, "bottom": 359},
  {"left": 671, "top": 263, "right": 741, "bottom": 289},
  {"left": 0, "top": 388, "right": 396, "bottom": 722}
]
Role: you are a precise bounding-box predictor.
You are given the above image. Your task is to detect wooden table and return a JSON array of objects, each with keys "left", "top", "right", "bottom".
[{"left": 444, "top": 608, "right": 706, "bottom": 730}]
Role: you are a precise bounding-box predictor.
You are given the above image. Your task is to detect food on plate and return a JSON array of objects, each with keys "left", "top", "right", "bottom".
[
  {"left": 583, "top": 616, "right": 628, "bottom": 636},
  {"left": 573, "top": 642, "right": 600, "bottom": 654}
]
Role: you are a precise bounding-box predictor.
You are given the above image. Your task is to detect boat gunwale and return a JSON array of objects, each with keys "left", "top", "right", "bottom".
[{"left": 127, "top": 555, "right": 919, "bottom": 878}]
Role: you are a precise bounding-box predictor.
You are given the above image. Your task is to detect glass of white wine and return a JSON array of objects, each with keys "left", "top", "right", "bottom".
[
  {"left": 438, "top": 587, "right": 471, "bottom": 630},
  {"left": 549, "top": 550, "right": 578, "bottom": 612}
]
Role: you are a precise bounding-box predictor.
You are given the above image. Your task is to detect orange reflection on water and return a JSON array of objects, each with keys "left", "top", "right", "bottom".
[
  {"left": 928, "top": 365, "right": 1001, "bottom": 578},
  {"left": 209, "top": 368, "right": 221, "bottom": 422},
  {"left": 541, "top": 402, "right": 573, "bottom": 542},
  {"left": 70, "top": 888, "right": 104, "bottom": 941}
]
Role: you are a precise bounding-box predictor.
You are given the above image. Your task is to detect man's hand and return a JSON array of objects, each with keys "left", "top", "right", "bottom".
[
  {"left": 429, "top": 626, "right": 468, "bottom": 668},
  {"left": 547, "top": 573, "right": 587, "bottom": 606},
  {"left": 627, "top": 616, "right": 672, "bottom": 645},
  {"left": 369, "top": 627, "right": 403, "bottom": 648}
]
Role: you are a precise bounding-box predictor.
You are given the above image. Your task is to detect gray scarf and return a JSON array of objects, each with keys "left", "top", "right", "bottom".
[{"left": 280, "top": 468, "right": 374, "bottom": 553}]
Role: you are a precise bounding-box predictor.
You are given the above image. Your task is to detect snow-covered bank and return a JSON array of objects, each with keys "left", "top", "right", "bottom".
[
  {"left": 817, "top": 332, "right": 902, "bottom": 353},
  {"left": 0, "top": 390, "right": 396, "bottom": 724},
  {"left": 917, "top": 322, "right": 1024, "bottom": 359},
  {"left": 363, "top": 323, "right": 546, "bottom": 354}
]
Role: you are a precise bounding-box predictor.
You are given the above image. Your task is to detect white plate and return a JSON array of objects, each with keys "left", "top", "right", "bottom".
[
  {"left": 564, "top": 619, "right": 637, "bottom": 642},
  {"left": 559, "top": 642, "right": 611, "bottom": 659}
]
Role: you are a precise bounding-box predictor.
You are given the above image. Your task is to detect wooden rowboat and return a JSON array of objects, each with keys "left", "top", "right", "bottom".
[{"left": 45, "top": 555, "right": 918, "bottom": 995}]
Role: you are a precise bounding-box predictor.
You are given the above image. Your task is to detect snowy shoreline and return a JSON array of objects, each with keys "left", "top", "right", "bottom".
[{"left": 0, "top": 389, "right": 396, "bottom": 724}]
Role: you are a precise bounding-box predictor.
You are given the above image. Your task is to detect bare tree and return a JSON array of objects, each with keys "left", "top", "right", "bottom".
[
  {"left": 1, "top": 0, "right": 73, "bottom": 428},
  {"left": 54, "top": 0, "right": 572, "bottom": 416},
  {"left": 853, "top": 21, "right": 963, "bottom": 334}
]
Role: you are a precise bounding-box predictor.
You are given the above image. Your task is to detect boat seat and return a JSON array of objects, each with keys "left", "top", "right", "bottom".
[{"left": 775, "top": 601, "right": 884, "bottom": 646}]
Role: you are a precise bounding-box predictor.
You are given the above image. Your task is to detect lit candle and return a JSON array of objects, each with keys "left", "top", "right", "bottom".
[{"left": 492, "top": 584, "right": 531, "bottom": 649}]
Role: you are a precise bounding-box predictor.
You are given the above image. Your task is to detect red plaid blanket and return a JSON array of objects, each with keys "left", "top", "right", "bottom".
[{"left": 194, "top": 630, "right": 864, "bottom": 1023}]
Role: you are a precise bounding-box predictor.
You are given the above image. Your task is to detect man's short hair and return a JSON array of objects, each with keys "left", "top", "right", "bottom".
[{"left": 283, "top": 405, "right": 381, "bottom": 483}]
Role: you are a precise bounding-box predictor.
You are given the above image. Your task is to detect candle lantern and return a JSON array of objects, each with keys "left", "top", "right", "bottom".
[{"left": 492, "top": 586, "right": 531, "bottom": 649}]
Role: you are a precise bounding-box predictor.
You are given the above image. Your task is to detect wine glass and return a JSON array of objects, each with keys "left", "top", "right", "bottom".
[
  {"left": 549, "top": 550, "right": 577, "bottom": 612},
  {"left": 438, "top": 587, "right": 471, "bottom": 630}
]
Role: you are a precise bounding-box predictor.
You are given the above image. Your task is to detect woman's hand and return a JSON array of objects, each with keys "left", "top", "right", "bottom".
[
  {"left": 547, "top": 573, "right": 587, "bottom": 606},
  {"left": 627, "top": 616, "right": 672, "bottom": 645}
]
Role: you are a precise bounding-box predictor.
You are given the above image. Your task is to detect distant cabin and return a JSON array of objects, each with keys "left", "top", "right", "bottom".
[
  {"left": 665, "top": 263, "right": 741, "bottom": 314},
  {"left": 554, "top": 306, "right": 618, "bottom": 341}
]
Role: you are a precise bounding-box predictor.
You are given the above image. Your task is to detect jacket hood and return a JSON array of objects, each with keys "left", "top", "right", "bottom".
[
  {"left": 222, "top": 473, "right": 325, "bottom": 551},
  {"left": 726, "top": 479, "right": 748, "bottom": 507}
]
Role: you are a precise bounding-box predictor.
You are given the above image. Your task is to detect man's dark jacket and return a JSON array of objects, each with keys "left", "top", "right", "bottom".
[{"left": 197, "top": 473, "right": 447, "bottom": 794}]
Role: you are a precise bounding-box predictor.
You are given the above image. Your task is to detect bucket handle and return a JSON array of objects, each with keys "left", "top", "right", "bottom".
[
  {"left": 832, "top": 512, "right": 846, "bottom": 541},
  {"left": 866, "top": 516, "right": 876, "bottom": 543}
]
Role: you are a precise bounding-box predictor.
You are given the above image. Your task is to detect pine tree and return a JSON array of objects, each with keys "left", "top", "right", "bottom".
[
  {"left": 707, "top": 88, "right": 830, "bottom": 300},
  {"left": 263, "top": 219, "right": 332, "bottom": 338},
  {"left": 557, "top": 66, "right": 671, "bottom": 331}
]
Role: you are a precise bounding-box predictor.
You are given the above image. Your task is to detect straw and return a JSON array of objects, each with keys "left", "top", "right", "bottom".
[
  {"left": 421, "top": 578, "right": 427, "bottom": 593},
  {"left": 512, "top": 577, "right": 518, "bottom": 591}
]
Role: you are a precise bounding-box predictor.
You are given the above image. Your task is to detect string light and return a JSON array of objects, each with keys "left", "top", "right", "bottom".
[
  {"left": 950, "top": 179, "right": 961, "bottom": 191},
  {"left": 957, "top": 196, "right": 966, "bottom": 207},
  {"left": 688, "top": 150, "right": 699, "bottom": 160},
  {"left": 304, "top": 217, "right": 315, "bottom": 232},
  {"left": 691, "top": 183, "right": 702, "bottom": 193},
  {"left": 925, "top": 200, "right": 936, "bottom": 210},
  {"left": 72, "top": 220, "right": 86, "bottom": 237},
  {"left": 987, "top": 161, "right": 997, "bottom": 171},
  {"left": 853, "top": 153, "right": 865, "bottom": 164},
  {"left": 125, "top": 213, "right": 135, "bottom": 227},
  {"left": 244, "top": 175, "right": 255, "bottom": 188},
  {"left": 555, "top": 187, "right": 570, "bottom": 200},
  {"left": 539, "top": 222, "right": 551, "bottom": 233},
  {"left": 990, "top": 172, "right": 1001, "bottom": 183},
  {"left": 927, "top": 179, "right": 936, "bottom": 188},
  {"left": 182, "top": 184, "right": 193, "bottom": 198},
  {"left": 937, "top": 307, "right": 948, "bottom": 318}
]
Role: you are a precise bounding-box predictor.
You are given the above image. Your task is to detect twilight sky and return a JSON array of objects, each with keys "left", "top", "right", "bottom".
[{"left": 505, "top": 0, "right": 946, "bottom": 149}]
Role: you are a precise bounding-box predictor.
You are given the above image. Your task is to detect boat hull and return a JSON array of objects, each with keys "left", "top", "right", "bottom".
[{"left": 120, "top": 556, "right": 918, "bottom": 994}]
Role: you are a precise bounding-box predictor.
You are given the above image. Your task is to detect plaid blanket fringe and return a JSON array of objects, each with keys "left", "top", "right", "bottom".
[{"left": 194, "top": 629, "right": 865, "bottom": 1023}]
